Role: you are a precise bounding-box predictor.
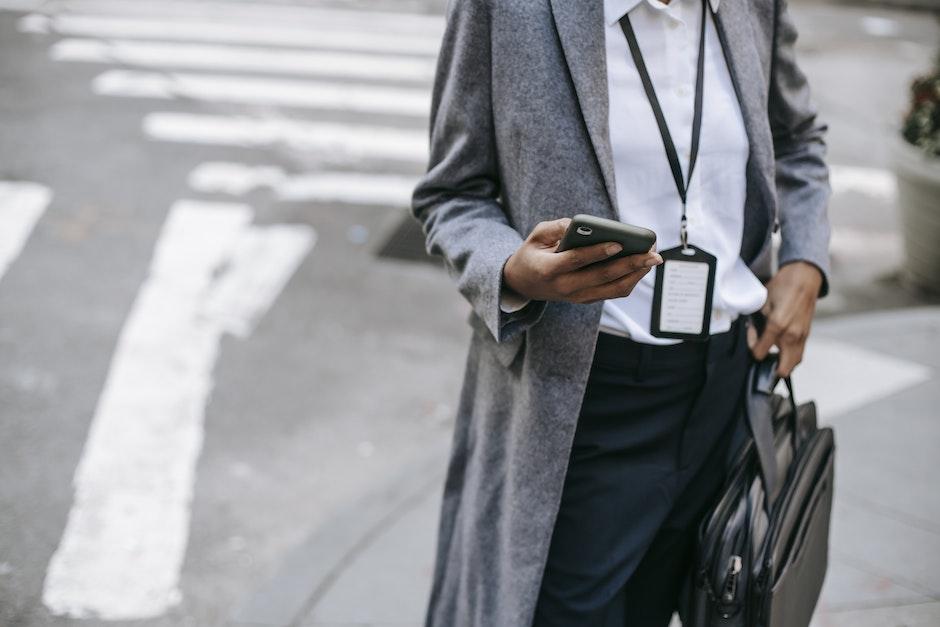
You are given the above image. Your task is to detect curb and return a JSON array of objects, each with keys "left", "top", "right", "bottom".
[{"left": 230, "top": 454, "right": 446, "bottom": 627}]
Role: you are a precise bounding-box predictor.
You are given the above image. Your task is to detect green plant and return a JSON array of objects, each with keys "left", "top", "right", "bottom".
[{"left": 902, "top": 52, "right": 940, "bottom": 157}]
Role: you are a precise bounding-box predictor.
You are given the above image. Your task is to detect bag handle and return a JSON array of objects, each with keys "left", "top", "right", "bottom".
[
  {"left": 745, "top": 355, "right": 799, "bottom": 511},
  {"left": 746, "top": 357, "right": 781, "bottom": 509}
]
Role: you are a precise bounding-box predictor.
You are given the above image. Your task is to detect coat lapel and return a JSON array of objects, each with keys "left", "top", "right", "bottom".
[
  {"left": 548, "top": 0, "right": 619, "bottom": 220},
  {"left": 711, "top": 0, "right": 777, "bottom": 223}
]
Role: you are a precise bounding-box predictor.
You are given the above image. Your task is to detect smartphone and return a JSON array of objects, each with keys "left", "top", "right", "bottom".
[{"left": 555, "top": 214, "right": 656, "bottom": 263}]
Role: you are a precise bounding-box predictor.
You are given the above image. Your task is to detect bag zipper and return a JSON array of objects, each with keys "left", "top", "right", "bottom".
[{"left": 718, "top": 554, "right": 743, "bottom": 618}]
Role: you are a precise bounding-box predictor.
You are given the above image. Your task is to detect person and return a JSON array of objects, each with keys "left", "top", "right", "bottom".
[{"left": 410, "top": 0, "right": 830, "bottom": 625}]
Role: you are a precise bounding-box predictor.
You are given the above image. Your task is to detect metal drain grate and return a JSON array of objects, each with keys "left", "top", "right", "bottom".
[{"left": 374, "top": 211, "right": 443, "bottom": 266}]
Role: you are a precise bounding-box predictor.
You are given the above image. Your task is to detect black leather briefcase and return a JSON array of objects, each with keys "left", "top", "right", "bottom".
[{"left": 681, "top": 356, "right": 836, "bottom": 627}]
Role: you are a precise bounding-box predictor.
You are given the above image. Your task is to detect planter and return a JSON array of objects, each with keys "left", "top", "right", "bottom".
[{"left": 891, "top": 136, "right": 940, "bottom": 295}]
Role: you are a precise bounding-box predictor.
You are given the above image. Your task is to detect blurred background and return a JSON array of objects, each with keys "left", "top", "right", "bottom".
[{"left": 0, "top": 0, "right": 938, "bottom": 625}]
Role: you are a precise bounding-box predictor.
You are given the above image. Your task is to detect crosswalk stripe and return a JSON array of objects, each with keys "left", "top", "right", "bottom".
[
  {"left": 796, "top": 337, "right": 931, "bottom": 420},
  {"left": 143, "top": 112, "right": 428, "bottom": 162},
  {"left": 0, "top": 0, "right": 38, "bottom": 10},
  {"left": 19, "top": 13, "right": 442, "bottom": 55},
  {"left": 0, "top": 182, "right": 52, "bottom": 283},
  {"left": 199, "top": 222, "right": 317, "bottom": 338},
  {"left": 188, "top": 162, "right": 417, "bottom": 206},
  {"left": 2, "top": 0, "right": 445, "bottom": 34},
  {"left": 829, "top": 227, "right": 902, "bottom": 259},
  {"left": 51, "top": 39, "right": 436, "bottom": 82},
  {"left": 830, "top": 164, "right": 896, "bottom": 201},
  {"left": 92, "top": 70, "right": 431, "bottom": 116},
  {"left": 42, "top": 200, "right": 314, "bottom": 620}
]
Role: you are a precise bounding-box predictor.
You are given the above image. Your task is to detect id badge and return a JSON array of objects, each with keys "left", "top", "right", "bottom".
[{"left": 650, "top": 245, "right": 717, "bottom": 342}]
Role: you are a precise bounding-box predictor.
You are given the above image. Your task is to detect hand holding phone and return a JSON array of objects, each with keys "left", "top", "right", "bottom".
[
  {"left": 555, "top": 214, "right": 657, "bottom": 261},
  {"left": 502, "top": 216, "right": 662, "bottom": 305}
]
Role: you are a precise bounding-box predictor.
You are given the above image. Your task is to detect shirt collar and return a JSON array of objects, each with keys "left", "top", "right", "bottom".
[{"left": 605, "top": 0, "right": 721, "bottom": 27}]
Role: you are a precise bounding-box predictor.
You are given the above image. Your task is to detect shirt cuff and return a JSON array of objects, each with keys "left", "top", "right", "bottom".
[{"left": 499, "top": 284, "right": 532, "bottom": 313}]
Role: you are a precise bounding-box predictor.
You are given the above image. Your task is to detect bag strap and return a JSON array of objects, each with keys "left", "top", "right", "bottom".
[
  {"left": 747, "top": 357, "right": 781, "bottom": 509},
  {"left": 745, "top": 355, "right": 799, "bottom": 510}
]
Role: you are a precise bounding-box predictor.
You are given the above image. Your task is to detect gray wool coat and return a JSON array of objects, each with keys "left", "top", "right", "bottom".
[{"left": 410, "top": 0, "right": 831, "bottom": 625}]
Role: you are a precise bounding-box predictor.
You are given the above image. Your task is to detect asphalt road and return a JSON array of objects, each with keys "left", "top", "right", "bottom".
[
  {"left": 0, "top": 1, "right": 467, "bottom": 625},
  {"left": 0, "top": 0, "right": 936, "bottom": 626}
]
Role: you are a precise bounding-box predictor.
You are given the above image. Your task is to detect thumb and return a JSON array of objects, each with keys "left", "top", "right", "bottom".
[
  {"left": 747, "top": 323, "right": 757, "bottom": 350},
  {"left": 530, "top": 217, "right": 571, "bottom": 246}
]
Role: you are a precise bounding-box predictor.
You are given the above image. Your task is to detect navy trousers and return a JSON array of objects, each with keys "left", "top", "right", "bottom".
[{"left": 533, "top": 318, "right": 751, "bottom": 627}]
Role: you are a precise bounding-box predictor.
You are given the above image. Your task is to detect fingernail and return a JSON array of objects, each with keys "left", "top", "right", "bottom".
[
  {"left": 606, "top": 243, "right": 623, "bottom": 256},
  {"left": 645, "top": 254, "right": 663, "bottom": 267}
]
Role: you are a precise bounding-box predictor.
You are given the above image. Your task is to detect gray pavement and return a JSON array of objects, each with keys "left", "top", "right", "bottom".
[
  {"left": 231, "top": 308, "right": 940, "bottom": 627},
  {"left": 0, "top": 0, "right": 937, "bottom": 626},
  {"left": 790, "top": 0, "right": 940, "bottom": 315}
]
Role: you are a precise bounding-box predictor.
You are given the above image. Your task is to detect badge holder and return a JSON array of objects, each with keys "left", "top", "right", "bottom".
[{"left": 650, "top": 224, "right": 717, "bottom": 342}]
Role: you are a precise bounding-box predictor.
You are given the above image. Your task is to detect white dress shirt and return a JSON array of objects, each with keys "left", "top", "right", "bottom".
[
  {"left": 599, "top": 0, "right": 767, "bottom": 343},
  {"left": 501, "top": 0, "right": 767, "bottom": 345}
]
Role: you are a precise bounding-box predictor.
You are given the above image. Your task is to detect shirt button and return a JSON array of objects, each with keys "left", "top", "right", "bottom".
[{"left": 668, "top": 20, "right": 680, "bottom": 29}]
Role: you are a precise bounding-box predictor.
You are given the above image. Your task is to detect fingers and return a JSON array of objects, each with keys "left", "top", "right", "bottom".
[
  {"left": 775, "top": 339, "right": 804, "bottom": 378},
  {"left": 550, "top": 240, "right": 628, "bottom": 274},
  {"left": 750, "top": 302, "right": 780, "bottom": 361},
  {"left": 565, "top": 263, "right": 653, "bottom": 303},
  {"left": 577, "top": 250, "right": 663, "bottom": 283},
  {"left": 750, "top": 325, "right": 779, "bottom": 361},
  {"left": 750, "top": 301, "right": 810, "bottom": 377},
  {"left": 746, "top": 324, "right": 758, "bottom": 353},
  {"left": 528, "top": 218, "right": 572, "bottom": 247},
  {"left": 553, "top": 250, "right": 662, "bottom": 291},
  {"left": 775, "top": 319, "right": 809, "bottom": 376}
]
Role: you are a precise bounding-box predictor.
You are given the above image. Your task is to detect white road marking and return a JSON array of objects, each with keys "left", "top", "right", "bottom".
[
  {"left": 189, "top": 162, "right": 287, "bottom": 196},
  {"left": 794, "top": 338, "right": 931, "bottom": 420},
  {"left": 200, "top": 223, "right": 315, "bottom": 338},
  {"left": 277, "top": 173, "right": 417, "bottom": 206},
  {"left": 18, "top": 14, "right": 441, "bottom": 55},
  {"left": 0, "top": 0, "right": 42, "bottom": 10},
  {"left": 829, "top": 164, "right": 896, "bottom": 201},
  {"left": 143, "top": 112, "right": 428, "bottom": 163},
  {"left": 188, "top": 162, "right": 417, "bottom": 207},
  {"left": 829, "top": 227, "right": 903, "bottom": 259},
  {"left": 0, "top": 181, "right": 52, "bottom": 282},
  {"left": 51, "top": 39, "right": 435, "bottom": 82},
  {"left": 3, "top": 0, "right": 445, "bottom": 33},
  {"left": 42, "top": 200, "right": 314, "bottom": 620},
  {"left": 93, "top": 70, "right": 431, "bottom": 116},
  {"left": 16, "top": 11, "right": 47, "bottom": 32},
  {"left": 860, "top": 16, "right": 900, "bottom": 38}
]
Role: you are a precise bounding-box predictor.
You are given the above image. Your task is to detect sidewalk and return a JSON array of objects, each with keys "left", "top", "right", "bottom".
[{"left": 230, "top": 307, "right": 940, "bottom": 627}]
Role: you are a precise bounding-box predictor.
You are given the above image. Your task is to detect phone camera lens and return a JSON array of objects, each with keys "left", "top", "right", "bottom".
[{"left": 576, "top": 226, "right": 592, "bottom": 236}]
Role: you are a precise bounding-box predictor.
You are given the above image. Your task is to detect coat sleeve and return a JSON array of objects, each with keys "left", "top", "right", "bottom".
[
  {"left": 411, "top": 0, "right": 548, "bottom": 343},
  {"left": 769, "top": 0, "right": 832, "bottom": 297}
]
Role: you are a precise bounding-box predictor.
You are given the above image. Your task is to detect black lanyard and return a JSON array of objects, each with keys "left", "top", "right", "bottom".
[{"left": 618, "top": 0, "right": 707, "bottom": 249}]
